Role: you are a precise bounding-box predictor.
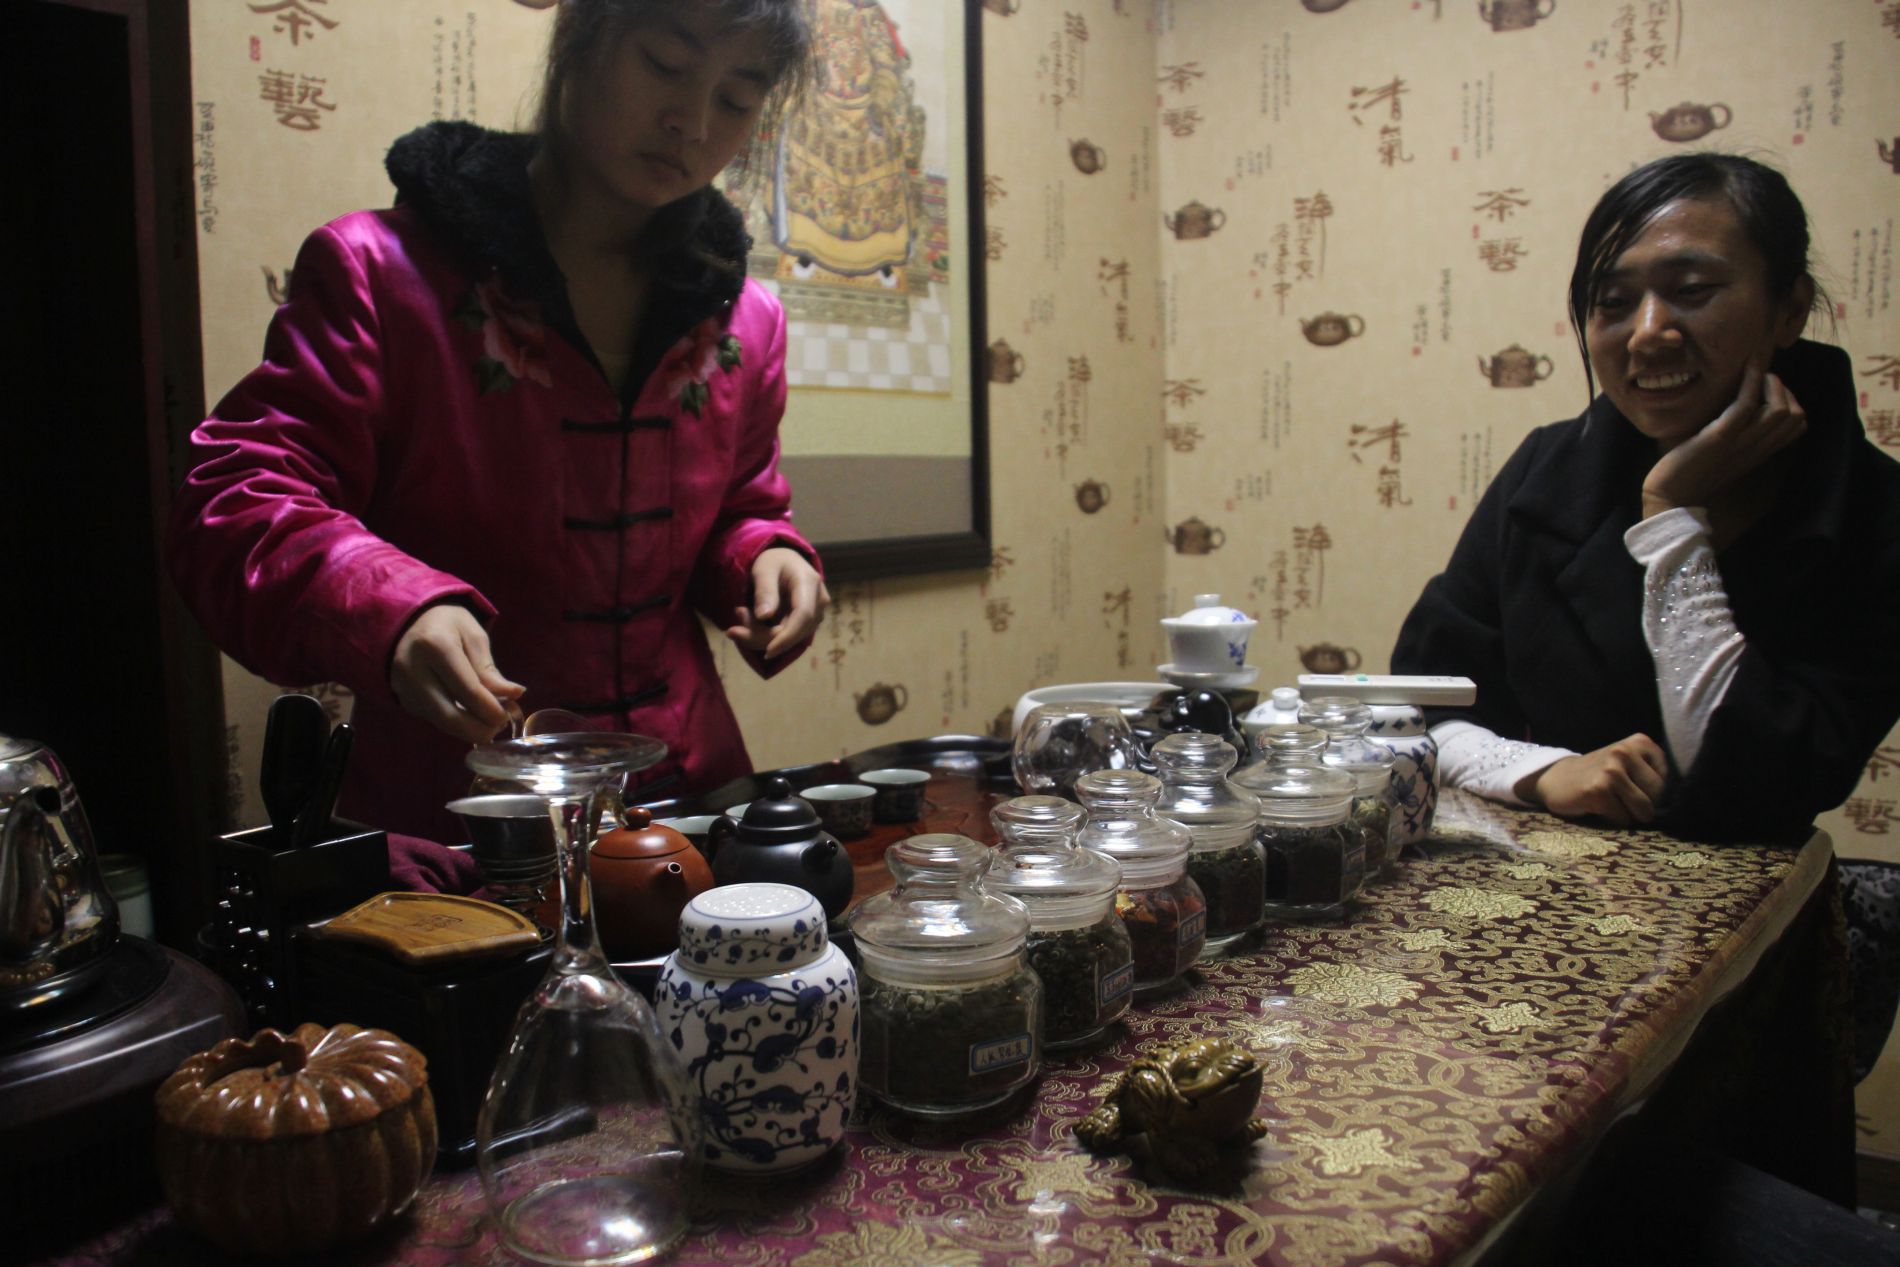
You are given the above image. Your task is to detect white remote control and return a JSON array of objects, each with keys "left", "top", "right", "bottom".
[{"left": 1296, "top": 674, "right": 1477, "bottom": 706}]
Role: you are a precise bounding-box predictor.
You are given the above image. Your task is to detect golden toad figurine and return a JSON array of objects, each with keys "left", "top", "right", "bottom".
[{"left": 1075, "top": 1038, "right": 1269, "bottom": 1181}]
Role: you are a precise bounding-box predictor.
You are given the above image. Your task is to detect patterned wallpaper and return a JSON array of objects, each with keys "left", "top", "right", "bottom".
[{"left": 190, "top": 0, "right": 1899, "bottom": 1154}]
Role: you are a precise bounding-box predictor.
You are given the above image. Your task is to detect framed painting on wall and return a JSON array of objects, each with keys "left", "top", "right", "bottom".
[{"left": 719, "top": 0, "right": 991, "bottom": 581}]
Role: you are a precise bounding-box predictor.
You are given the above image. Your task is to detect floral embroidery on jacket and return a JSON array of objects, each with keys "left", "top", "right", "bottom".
[
  {"left": 453, "top": 279, "right": 553, "bottom": 395},
  {"left": 660, "top": 318, "right": 743, "bottom": 417}
]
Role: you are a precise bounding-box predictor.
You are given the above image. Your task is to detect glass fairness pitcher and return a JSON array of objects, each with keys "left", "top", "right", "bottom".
[{"left": 468, "top": 732, "right": 698, "bottom": 1267}]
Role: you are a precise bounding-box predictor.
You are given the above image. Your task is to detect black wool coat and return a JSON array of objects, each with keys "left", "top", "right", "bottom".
[{"left": 1392, "top": 340, "right": 1900, "bottom": 844}]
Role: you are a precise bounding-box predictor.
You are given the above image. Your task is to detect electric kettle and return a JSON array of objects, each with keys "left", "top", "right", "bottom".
[{"left": 0, "top": 734, "right": 119, "bottom": 1011}]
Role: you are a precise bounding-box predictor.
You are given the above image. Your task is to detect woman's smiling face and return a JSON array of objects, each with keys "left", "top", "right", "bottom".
[{"left": 1585, "top": 197, "right": 1811, "bottom": 450}]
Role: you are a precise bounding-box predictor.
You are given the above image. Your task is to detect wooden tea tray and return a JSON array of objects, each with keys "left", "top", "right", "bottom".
[{"left": 308, "top": 892, "right": 543, "bottom": 966}]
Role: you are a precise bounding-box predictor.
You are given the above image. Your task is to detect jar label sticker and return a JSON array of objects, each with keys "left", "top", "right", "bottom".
[
  {"left": 969, "top": 1032, "right": 1033, "bottom": 1075},
  {"left": 1177, "top": 908, "right": 1206, "bottom": 948},
  {"left": 1099, "top": 961, "right": 1134, "bottom": 1006}
]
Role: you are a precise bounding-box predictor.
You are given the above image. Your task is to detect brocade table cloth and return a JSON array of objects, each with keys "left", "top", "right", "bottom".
[{"left": 45, "top": 787, "right": 1831, "bottom": 1267}]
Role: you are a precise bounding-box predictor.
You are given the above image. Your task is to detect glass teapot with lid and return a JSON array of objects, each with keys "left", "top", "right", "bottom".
[{"left": 0, "top": 734, "right": 119, "bottom": 1011}]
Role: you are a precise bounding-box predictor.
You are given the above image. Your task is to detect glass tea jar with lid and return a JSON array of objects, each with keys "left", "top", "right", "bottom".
[
  {"left": 847, "top": 834, "right": 1042, "bottom": 1117},
  {"left": 983, "top": 796, "right": 1134, "bottom": 1049},
  {"left": 1299, "top": 697, "right": 1400, "bottom": 877},
  {"left": 1237, "top": 722, "right": 1330, "bottom": 782},
  {"left": 1074, "top": 770, "right": 1205, "bottom": 996},
  {"left": 1150, "top": 733, "right": 1263, "bottom": 957},
  {"left": 1254, "top": 762, "right": 1361, "bottom": 922},
  {"left": 1235, "top": 723, "right": 1325, "bottom": 788}
]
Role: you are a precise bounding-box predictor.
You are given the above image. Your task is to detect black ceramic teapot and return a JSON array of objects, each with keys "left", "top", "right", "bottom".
[
  {"left": 706, "top": 777, "right": 855, "bottom": 919},
  {"left": 1130, "top": 690, "right": 1247, "bottom": 770}
]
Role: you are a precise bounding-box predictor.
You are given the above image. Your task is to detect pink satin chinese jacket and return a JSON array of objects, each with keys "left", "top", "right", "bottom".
[{"left": 169, "top": 124, "right": 817, "bottom": 841}]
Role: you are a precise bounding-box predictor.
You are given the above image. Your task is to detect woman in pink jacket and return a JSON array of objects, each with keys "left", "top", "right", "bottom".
[{"left": 170, "top": 0, "right": 828, "bottom": 841}]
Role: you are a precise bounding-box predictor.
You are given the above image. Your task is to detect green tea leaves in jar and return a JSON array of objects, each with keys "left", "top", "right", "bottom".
[
  {"left": 847, "top": 834, "right": 1043, "bottom": 1116},
  {"left": 983, "top": 796, "right": 1133, "bottom": 1049},
  {"left": 859, "top": 972, "right": 1040, "bottom": 1112}
]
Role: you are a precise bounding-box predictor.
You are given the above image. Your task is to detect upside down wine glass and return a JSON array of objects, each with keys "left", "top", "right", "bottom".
[{"left": 469, "top": 732, "right": 699, "bottom": 1267}]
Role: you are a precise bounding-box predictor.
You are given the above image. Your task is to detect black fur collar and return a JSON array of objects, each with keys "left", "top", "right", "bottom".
[{"left": 384, "top": 121, "right": 752, "bottom": 389}]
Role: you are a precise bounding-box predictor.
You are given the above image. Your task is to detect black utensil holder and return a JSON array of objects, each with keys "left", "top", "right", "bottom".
[{"left": 209, "top": 819, "right": 389, "bottom": 1028}]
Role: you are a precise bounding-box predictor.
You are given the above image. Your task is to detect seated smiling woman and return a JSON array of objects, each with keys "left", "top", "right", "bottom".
[{"left": 1393, "top": 153, "right": 1900, "bottom": 844}]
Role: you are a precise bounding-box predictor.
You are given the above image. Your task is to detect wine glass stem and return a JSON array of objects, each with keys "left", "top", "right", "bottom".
[{"left": 549, "top": 791, "right": 607, "bottom": 970}]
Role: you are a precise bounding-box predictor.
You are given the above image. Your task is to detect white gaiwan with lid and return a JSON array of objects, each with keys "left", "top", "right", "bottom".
[{"left": 1159, "top": 594, "right": 1257, "bottom": 676}]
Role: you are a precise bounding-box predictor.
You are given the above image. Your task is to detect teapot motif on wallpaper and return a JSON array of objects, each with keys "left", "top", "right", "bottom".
[
  {"left": 1651, "top": 102, "right": 1732, "bottom": 144},
  {"left": 1166, "top": 517, "right": 1226, "bottom": 555},
  {"left": 1479, "top": 344, "right": 1554, "bottom": 388},
  {"left": 986, "top": 339, "right": 1025, "bottom": 385},
  {"left": 1070, "top": 140, "right": 1107, "bottom": 175},
  {"left": 1478, "top": 0, "right": 1556, "bottom": 31},
  {"left": 1165, "top": 201, "right": 1226, "bottom": 241},
  {"left": 1298, "top": 643, "right": 1363, "bottom": 675},
  {"left": 855, "top": 683, "right": 909, "bottom": 727},
  {"left": 1301, "top": 312, "right": 1366, "bottom": 347}
]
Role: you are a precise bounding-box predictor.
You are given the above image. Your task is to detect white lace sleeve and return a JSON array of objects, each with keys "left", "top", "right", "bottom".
[
  {"left": 1430, "top": 719, "right": 1576, "bottom": 807},
  {"left": 1623, "top": 507, "right": 1745, "bottom": 773}
]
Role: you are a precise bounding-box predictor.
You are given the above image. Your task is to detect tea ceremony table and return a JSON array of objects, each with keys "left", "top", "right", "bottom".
[{"left": 39, "top": 756, "right": 1842, "bottom": 1267}]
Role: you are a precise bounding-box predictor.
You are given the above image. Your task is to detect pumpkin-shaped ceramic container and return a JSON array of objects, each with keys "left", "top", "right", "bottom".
[{"left": 155, "top": 1022, "right": 436, "bottom": 1256}]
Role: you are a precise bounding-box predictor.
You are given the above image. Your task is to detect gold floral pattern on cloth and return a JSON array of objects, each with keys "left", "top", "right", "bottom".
[
  {"left": 1517, "top": 830, "right": 1617, "bottom": 859},
  {"left": 1465, "top": 1001, "right": 1542, "bottom": 1033},
  {"left": 1665, "top": 850, "right": 1712, "bottom": 869},
  {"left": 58, "top": 792, "right": 1826, "bottom": 1267},
  {"left": 1286, "top": 962, "right": 1422, "bottom": 1007},
  {"left": 1588, "top": 914, "right": 1649, "bottom": 936},
  {"left": 788, "top": 1223, "right": 985, "bottom": 1267},
  {"left": 1291, "top": 1126, "right": 1425, "bottom": 1177},
  {"left": 1500, "top": 861, "right": 1555, "bottom": 880},
  {"left": 1395, "top": 927, "right": 1462, "bottom": 952},
  {"left": 1421, "top": 886, "right": 1539, "bottom": 919}
]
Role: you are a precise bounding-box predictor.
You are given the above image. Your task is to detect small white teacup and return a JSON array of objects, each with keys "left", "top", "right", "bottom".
[
  {"left": 802, "top": 783, "right": 875, "bottom": 840},
  {"left": 860, "top": 768, "right": 930, "bottom": 823}
]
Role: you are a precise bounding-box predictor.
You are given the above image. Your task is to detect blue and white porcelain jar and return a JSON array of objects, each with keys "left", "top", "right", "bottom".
[
  {"left": 1365, "top": 705, "right": 1439, "bottom": 852},
  {"left": 655, "top": 882, "right": 859, "bottom": 1173}
]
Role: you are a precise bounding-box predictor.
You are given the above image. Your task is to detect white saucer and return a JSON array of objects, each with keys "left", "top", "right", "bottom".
[{"left": 1158, "top": 663, "right": 1260, "bottom": 690}]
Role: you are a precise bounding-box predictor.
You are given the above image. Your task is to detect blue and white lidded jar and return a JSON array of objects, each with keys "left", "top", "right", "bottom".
[
  {"left": 654, "top": 882, "right": 859, "bottom": 1173},
  {"left": 1364, "top": 705, "right": 1439, "bottom": 852}
]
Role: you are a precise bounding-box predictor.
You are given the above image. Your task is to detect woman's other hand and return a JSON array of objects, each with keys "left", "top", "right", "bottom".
[
  {"left": 1519, "top": 733, "right": 1670, "bottom": 825},
  {"left": 390, "top": 604, "right": 526, "bottom": 743},
  {"left": 726, "top": 547, "right": 829, "bottom": 660},
  {"left": 1641, "top": 357, "right": 1806, "bottom": 519}
]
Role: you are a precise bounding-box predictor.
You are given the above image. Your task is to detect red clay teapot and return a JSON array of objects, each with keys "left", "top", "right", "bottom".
[{"left": 592, "top": 807, "right": 713, "bottom": 960}]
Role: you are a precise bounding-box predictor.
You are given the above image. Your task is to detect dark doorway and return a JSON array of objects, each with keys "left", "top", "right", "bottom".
[{"left": 3, "top": 1, "right": 225, "bottom": 946}]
